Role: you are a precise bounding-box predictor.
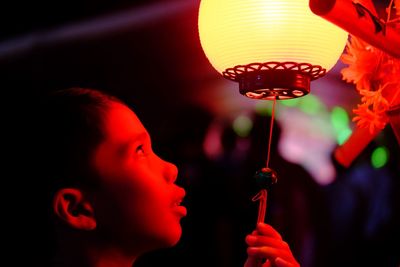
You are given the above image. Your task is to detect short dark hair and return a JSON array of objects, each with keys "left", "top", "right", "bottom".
[
  {"left": 35, "top": 87, "right": 122, "bottom": 191},
  {"left": 23, "top": 87, "right": 123, "bottom": 264}
]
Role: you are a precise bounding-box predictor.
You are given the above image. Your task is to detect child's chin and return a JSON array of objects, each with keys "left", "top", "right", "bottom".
[{"left": 162, "top": 228, "right": 182, "bottom": 247}]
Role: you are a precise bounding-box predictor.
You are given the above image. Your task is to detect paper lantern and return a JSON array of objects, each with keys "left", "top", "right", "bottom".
[{"left": 198, "top": 0, "right": 348, "bottom": 100}]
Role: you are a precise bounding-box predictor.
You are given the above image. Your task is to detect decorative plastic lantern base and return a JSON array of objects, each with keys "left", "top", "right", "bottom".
[{"left": 223, "top": 62, "right": 326, "bottom": 100}]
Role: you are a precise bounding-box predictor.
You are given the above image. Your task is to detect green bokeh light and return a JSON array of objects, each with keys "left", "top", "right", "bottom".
[
  {"left": 371, "top": 146, "right": 389, "bottom": 168},
  {"left": 337, "top": 128, "right": 352, "bottom": 145},
  {"left": 331, "top": 106, "right": 352, "bottom": 144},
  {"left": 280, "top": 98, "right": 300, "bottom": 107},
  {"left": 331, "top": 106, "right": 349, "bottom": 131},
  {"left": 255, "top": 101, "right": 273, "bottom": 116},
  {"left": 299, "top": 94, "right": 322, "bottom": 114},
  {"left": 233, "top": 115, "right": 253, "bottom": 137}
]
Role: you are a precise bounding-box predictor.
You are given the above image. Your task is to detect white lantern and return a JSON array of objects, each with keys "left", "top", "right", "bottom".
[{"left": 198, "top": 0, "right": 348, "bottom": 100}]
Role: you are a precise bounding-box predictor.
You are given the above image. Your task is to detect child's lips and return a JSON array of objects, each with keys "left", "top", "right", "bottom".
[
  {"left": 173, "top": 204, "right": 187, "bottom": 217},
  {"left": 172, "top": 188, "right": 186, "bottom": 216},
  {"left": 172, "top": 197, "right": 187, "bottom": 216}
]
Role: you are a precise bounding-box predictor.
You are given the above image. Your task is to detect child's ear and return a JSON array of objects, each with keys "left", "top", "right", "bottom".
[{"left": 53, "top": 188, "right": 96, "bottom": 230}]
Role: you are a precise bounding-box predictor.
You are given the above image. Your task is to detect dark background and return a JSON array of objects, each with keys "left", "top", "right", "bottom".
[{"left": 2, "top": 0, "right": 399, "bottom": 266}]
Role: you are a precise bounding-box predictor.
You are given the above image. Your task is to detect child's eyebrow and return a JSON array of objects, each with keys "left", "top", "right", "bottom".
[{"left": 119, "top": 132, "right": 150, "bottom": 155}]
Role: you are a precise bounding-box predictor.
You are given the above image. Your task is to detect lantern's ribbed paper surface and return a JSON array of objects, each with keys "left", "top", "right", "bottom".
[{"left": 198, "top": 0, "right": 348, "bottom": 74}]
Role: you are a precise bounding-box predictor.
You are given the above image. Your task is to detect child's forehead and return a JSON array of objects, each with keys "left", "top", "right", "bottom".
[{"left": 103, "top": 102, "right": 148, "bottom": 142}]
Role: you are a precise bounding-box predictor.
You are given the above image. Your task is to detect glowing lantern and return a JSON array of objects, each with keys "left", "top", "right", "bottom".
[{"left": 198, "top": 0, "right": 348, "bottom": 100}]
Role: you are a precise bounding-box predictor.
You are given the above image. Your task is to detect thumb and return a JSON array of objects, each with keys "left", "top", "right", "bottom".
[
  {"left": 244, "top": 256, "right": 271, "bottom": 267},
  {"left": 262, "top": 259, "right": 272, "bottom": 267},
  {"left": 274, "top": 257, "right": 295, "bottom": 267},
  {"left": 244, "top": 256, "right": 258, "bottom": 267}
]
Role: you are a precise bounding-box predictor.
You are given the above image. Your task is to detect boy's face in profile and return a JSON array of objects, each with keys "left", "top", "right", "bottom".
[{"left": 91, "top": 102, "right": 186, "bottom": 251}]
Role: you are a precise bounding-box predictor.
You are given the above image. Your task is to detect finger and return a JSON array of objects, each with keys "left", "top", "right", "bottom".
[
  {"left": 274, "top": 257, "right": 292, "bottom": 267},
  {"left": 262, "top": 259, "right": 272, "bottom": 267},
  {"left": 256, "top": 223, "right": 282, "bottom": 240},
  {"left": 275, "top": 257, "right": 299, "bottom": 267},
  {"left": 244, "top": 256, "right": 272, "bottom": 267},
  {"left": 244, "top": 256, "right": 259, "bottom": 267},
  {"left": 246, "top": 235, "right": 289, "bottom": 250},
  {"left": 247, "top": 247, "right": 293, "bottom": 261}
]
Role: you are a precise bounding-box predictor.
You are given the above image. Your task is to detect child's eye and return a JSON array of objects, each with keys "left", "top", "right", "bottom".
[{"left": 136, "top": 145, "right": 145, "bottom": 155}]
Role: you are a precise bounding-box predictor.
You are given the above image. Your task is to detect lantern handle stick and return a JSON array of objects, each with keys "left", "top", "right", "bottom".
[
  {"left": 252, "top": 189, "right": 268, "bottom": 267},
  {"left": 251, "top": 97, "right": 277, "bottom": 267},
  {"left": 252, "top": 189, "right": 268, "bottom": 224}
]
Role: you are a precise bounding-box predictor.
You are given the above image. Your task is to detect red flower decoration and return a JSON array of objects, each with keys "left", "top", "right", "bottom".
[{"left": 340, "top": 0, "right": 400, "bottom": 134}]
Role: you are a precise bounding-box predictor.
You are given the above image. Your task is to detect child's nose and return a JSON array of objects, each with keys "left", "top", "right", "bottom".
[{"left": 163, "top": 160, "right": 178, "bottom": 184}]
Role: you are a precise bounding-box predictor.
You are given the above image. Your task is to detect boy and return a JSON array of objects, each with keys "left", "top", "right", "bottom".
[{"left": 31, "top": 87, "right": 299, "bottom": 267}]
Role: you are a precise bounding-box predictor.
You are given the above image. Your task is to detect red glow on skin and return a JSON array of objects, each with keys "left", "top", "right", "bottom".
[
  {"left": 92, "top": 102, "right": 187, "bottom": 251},
  {"left": 52, "top": 102, "right": 187, "bottom": 267}
]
